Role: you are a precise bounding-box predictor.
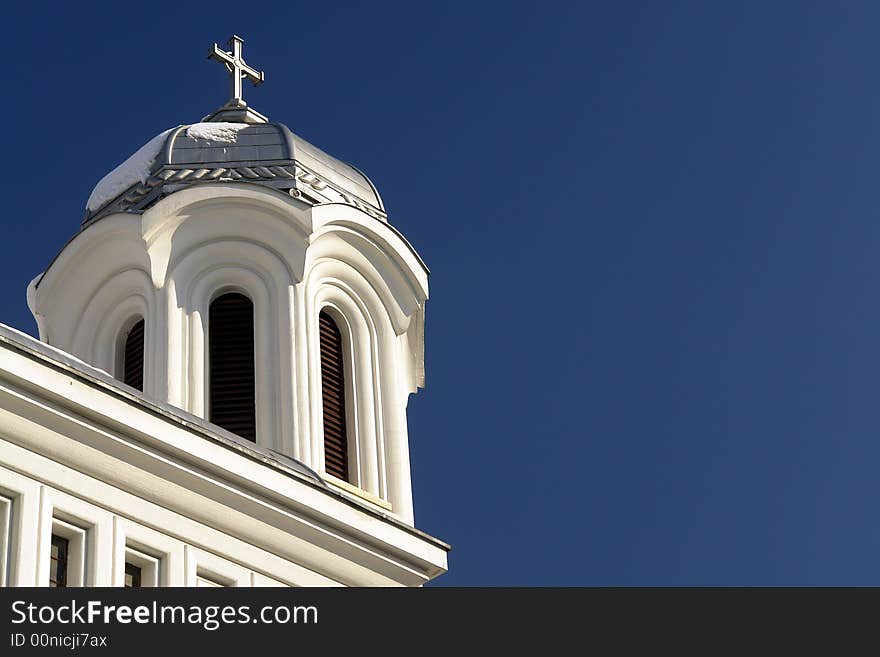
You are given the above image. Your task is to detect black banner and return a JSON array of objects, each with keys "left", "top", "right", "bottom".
[{"left": 0, "top": 588, "right": 872, "bottom": 651}]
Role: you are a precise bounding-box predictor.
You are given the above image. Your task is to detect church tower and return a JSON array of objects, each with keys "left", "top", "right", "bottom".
[{"left": 1, "top": 36, "right": 447, "bottom": 587}]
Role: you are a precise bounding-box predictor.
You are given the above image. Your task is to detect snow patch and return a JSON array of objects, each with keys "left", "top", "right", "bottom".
[
  {"left": 185, "top": 122, "right": 250, "bottom": 144},
  {"left": 86, "top": 128, "right": 175, "bottom": 212}
]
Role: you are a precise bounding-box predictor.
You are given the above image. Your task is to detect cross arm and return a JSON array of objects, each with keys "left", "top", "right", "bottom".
[
  {"left": 208, "top": 43, "right": 232, "bottom": 65},
  {"left": 240, "top": 64, "right": 265, "bottom": 86}
]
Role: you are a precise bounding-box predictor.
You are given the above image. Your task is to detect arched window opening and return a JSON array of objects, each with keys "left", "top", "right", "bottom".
[
  {"left": 121, "top": 318, "right": 145, "bottom": 392},
  {"left": 209, "top": 292, "right": 256, "bottom": 441},
  {"left": 320, "top": 311, "right": 349, "bottom": 481}
]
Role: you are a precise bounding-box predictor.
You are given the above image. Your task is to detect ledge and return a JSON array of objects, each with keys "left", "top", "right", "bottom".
[
  {"left": 0, "top": 322, "right": 449, "bottom": 584},
  {"left": 323, "top": 473, "right": 394, "bottom": 513}
]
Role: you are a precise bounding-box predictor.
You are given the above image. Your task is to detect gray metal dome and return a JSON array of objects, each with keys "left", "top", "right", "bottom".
[{"left": 83, "top": 121, "right": 386, "bottom": 226}]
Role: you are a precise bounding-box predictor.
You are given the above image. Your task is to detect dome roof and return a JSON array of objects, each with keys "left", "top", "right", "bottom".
[{"left": 84, "top": 121, "right": 386, "bottom": 225}]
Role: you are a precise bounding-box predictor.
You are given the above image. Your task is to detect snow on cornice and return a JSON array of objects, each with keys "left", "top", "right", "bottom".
[{"left": 86, "top": 128, "right": 174, "bottom": 212}]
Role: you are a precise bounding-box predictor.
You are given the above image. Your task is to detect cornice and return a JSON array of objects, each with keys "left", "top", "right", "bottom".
[
  {"left": 83, "top": 159, "right": 389, "bottom": 228},
  {"left": 0, "top": 323, "right": 449, "bottom": 585}
]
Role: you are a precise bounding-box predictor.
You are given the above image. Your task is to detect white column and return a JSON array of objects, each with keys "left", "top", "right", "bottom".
[
  {"left": 279, "top": 284, "right": 299, "bottom": 459},
  {"left": 382, "top": 336, "right": 414, "bottom": 524},
  {"left": 163, "top": 280, "right": 185, "bottom": 409}
]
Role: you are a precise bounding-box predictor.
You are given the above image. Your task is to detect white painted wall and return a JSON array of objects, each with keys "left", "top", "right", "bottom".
[
  {"left": 0, "top": 329, "right": 448, "bottom": 587},
  {"left": 28, "top": 184, "right": 430, "bottom": 525},
  {"left": 0, "top": 461, "right": 325, "bottom": 587}
]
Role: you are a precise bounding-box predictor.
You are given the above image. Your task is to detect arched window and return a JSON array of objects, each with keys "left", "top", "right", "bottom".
[
  {"left": 319, "top": 311, "right": 349, "bottom": 481},
  {"left": 121, "top": 318, "right": 145, "bottom": 392},
  {"left": 209, "top": 292, "right": 256, "bottom": 441}
]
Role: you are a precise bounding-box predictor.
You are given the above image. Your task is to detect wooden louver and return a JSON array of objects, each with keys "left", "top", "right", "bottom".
[
  {"left": 123, "top": 319, "right": 145, "bottom": 392},
  {"left": 209, "top": 293, "right": 256, "bottom": 442},
  {"left": 320, "top": 311, "right": 349, "bottom": 481}
]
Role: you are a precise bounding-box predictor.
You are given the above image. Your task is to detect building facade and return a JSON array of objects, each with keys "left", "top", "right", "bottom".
[{"left": 0, "top": 37, "right": 448, "bottom": 587}]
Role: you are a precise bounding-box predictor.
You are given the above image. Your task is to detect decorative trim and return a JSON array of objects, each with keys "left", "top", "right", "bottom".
[
  {"left": 323, "top": 473, "right": 393, "bottom": 513},
  {"left": 84, "top": 161, "right": 388, "bottom": 226}
]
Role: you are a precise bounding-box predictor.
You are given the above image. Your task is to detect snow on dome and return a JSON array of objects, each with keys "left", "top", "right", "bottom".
[
  {"left": 185, "top": 122, "right": 250, "bottom": 144},
  {"left": 82, "top": 120, "right": 386, "bottom": 223},
  {"left": 86, "top": 128, "right": 174, "bottom": 212}
]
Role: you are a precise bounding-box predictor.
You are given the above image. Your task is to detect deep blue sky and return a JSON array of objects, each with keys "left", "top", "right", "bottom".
[{"left": 4, "top": 1, "right": 880, "bottom": 585}]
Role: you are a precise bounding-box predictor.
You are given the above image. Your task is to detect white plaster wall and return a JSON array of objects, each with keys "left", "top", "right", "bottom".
[
  {"left": 0, "top": 459, "right": 332, "bottom": 587},
  {"left": 0, "top": 324, "right": 447, "bottom": 586},
  {"left": 28, "top": 184, "right": 429, "bottom": 525}
]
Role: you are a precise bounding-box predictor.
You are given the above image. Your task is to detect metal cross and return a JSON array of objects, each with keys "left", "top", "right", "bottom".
[{"left": 208, "top": 35, "right": 265, "bottom": 105}]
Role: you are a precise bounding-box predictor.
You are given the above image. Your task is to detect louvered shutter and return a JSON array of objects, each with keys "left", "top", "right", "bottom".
[
  {"left": 123, "top": 319, "right": 144, "bottom": 392},
  {"left": 320, "top": 311, "right": 349, "bottom": 481},
  {"left": 209, "top": 293, "right": 256, "bottom": 441}
]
